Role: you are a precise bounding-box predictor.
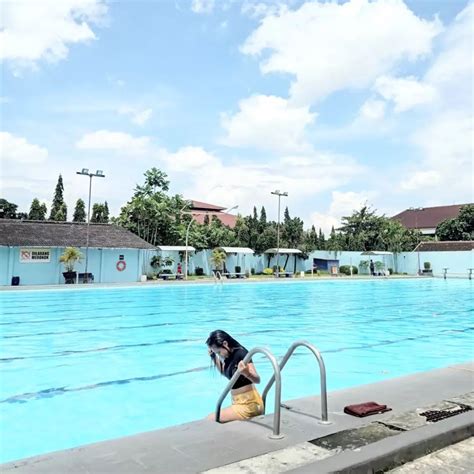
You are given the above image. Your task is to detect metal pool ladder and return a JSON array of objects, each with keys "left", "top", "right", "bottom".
[
  {"left": 215, "top": 347, "right": 284, "bottom": 438},
  {"left": 262, "top": 340, "right": 330, "bottom": 425},
  {"left": 214, "top": 341, "right": 330, "bottom": 439}
]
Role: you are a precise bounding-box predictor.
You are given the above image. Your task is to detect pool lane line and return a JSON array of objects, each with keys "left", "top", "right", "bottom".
[{"left": 1, "top": 326, "right": 472, "bottom": 404}]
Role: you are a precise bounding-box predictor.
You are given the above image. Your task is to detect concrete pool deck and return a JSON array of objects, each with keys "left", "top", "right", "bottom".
[
  {"left": 2, "top": 361, "right": 473, "bottom": 473},
  {"left": 0, "top": 274, "right": 423, "bottom": 292}
]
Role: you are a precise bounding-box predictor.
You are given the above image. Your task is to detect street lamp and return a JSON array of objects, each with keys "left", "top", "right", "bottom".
[
  {"left": 271, "top": 190, "right": 288, "bottom": 277},
  {"left": 410, "top": 207, "right": 423, "bottom": 275},
  {"left": 76, "top": 169, "right": 105, "bottom": 283},
  {"left": 182, "top": 205, "right": 238, "bottom": 280}
]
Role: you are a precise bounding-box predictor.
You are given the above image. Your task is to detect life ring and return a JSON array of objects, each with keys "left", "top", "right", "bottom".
[{"left": 116, "top": 260, "right": 126, "bottom": 272}]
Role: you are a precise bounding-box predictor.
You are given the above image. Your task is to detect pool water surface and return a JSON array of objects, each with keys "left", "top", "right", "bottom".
[{"left": 0, "top": 278, "right": 472, "bottom": 462}]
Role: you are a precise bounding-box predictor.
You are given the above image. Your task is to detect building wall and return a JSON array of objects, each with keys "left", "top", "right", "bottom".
[
  {"left": 3, "top": 246, "right": 472, "bottom": 285},
  {"left": 1, "top": 246, "right": 147, "bottom": 286}
]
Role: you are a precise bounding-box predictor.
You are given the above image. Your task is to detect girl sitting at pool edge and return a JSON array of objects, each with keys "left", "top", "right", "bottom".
[{"left": 206, "top": 330, "right": 264, "bottom": 422}]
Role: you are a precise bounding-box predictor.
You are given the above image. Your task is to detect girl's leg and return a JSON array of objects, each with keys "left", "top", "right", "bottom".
[{"left": 206, "top": 406, "right": 243, "bottom": 422}]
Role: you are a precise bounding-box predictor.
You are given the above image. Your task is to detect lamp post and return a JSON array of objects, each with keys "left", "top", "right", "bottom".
[
  {"left": 410, "top": 207, "right": 423, "bottom": 275},
  {"left": 271, "top": 190, "right": 288, "bottom": 277},
  {"left": 182, "top": 205, "right": 238, "bottom": 280},
  {"left": 76, "top": 169, "right": 105, "bottom": 283}
]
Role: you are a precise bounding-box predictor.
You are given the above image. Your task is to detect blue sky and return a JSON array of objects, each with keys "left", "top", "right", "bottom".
[{"left": 1, "top": 0, "right": 472, "bottom": 231}]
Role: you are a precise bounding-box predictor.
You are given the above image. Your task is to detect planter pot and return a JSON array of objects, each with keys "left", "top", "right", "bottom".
[
  {"left": 63, "top": 271, "right": 77, "bottom": 284},
  {"left": 422, "top": 269, "right": 433, "bottom": 275}
]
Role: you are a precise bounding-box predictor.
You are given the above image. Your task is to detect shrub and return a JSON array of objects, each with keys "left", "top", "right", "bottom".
[
  {"left": 263, "top": 268, "right": 273, "bottom": 275},
  {"left": 195, "top": 267, "right": 204, "bottom": 276},
  {"left": 251, "top": 268, "right": 255, "bottom": 275},
  {"left": 161, "top": 268, "right": 172, "bottom": 275},
  {"left": 339, "top": 265, "right": 358, "bottom": 275},
  {"left": 424, "top": 261, "right": 431, "bottom": 270},
  {"left": 235, "top": 265, "right": 241, "bottom": 273},
  {"left": 150, "top": 255, "right": 162, "bottom": 269},
  {"left": 388, "top": 268, "right": 394, "bottom": 274}
]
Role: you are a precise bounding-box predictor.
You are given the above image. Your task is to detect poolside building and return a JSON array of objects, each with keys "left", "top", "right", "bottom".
[
  {"left": 392, "top": 204, "right": 471, "bottom": 236},
  {"left": 0, "top": 220, "right": 155, "bottom": 286},
  {"left": 190, "top": 200, "right": 238, "bottom": 228}
]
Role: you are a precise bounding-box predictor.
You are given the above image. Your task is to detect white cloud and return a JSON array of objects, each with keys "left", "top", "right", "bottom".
[
  {"left": 359, "top": 99, "right": 386, "bottom": 120},
  {"left": 400, "top": 3, "right": 473, "bottom": 200},
  {"left": 374, "top": 75, "right": 436, "bottom": 112},
  {"left": 310, "top": 190, "right": 374, "bottom": 234},
  {"left": 76, "top": 130, "right": 151, "bottom": 152},
  {"left": 241, "top": 0, "right": 442, "bottom": 104},
  {"left": 160, "top": 146, "right": 220, "bottom": 172},
  {"left": 241, "top": 1, "right": 282, "bottom": 18},
  {"left": 400, "top": 170, "right": 441, "bottom": 191},
  {"left": 118, "top": 107, "right": 153, "bottom": 126},
  {"left": 159, "top": 146, "right": 364, "bottom": 221},
  {"left": 0, "top": 132, "right": 48, "bottom": 163},
  {"left": 221, "top": 94, "right": 316, "bottom": 153},
  {"left": 0, "top": 0, "right": 108, "bottom": 72},
  {"left": 191, "top": 0, "right": 215, "bottom": 14}
]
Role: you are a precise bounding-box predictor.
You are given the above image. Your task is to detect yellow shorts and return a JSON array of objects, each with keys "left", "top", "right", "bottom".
[{"left": 231, "top": 387, "right": 264, "bottom": 420}]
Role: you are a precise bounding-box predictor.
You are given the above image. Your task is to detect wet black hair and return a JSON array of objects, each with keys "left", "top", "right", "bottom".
[{"left": 206, "top": 330, "right": 241, "bottom": 350}]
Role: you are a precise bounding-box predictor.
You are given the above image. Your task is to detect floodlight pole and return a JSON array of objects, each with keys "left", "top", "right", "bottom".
[
  {"left": 411, "top": 207, "right": 423, "bottom": 275},
  {"left": 76, "top": 169, "right": 105, "bottom": 283},
  {"left": 182, "top": 205, "right": 238, "bottom": 280},
  {"left": 271, "top": 190, "right": 288, "bottom": 277}
]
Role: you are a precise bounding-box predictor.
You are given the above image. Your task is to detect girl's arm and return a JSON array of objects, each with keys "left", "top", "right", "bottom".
[
  {"left": 209, "top": 351, "right": 224, "bottom": 374},
  {"left": 237, "top": 361, "right": 261, "bottom": 384}
]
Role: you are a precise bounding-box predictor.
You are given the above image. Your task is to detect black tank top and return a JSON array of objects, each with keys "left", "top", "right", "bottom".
[{"left": 223, "top": 346, "right": 253, "bottom": 389}]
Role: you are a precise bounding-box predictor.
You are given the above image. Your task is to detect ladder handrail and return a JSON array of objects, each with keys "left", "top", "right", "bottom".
[
  {"left": 215, "top": 347, "right": 283, "bottom": 438},
  {"left": 262, "top": 340, "right": 329, "bottom": 424}
]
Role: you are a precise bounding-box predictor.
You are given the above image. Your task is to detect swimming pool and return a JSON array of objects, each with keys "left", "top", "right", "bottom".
[{"left": 0, "top": 278, "right": 472, "bottom": 462}]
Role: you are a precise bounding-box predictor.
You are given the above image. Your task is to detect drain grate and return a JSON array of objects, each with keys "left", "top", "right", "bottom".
[{"left": 419, "top": 405, "right": 472, "bottom": 423}]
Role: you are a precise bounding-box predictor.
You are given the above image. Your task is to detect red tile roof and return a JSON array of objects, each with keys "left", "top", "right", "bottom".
[
  {"left": 192, "top": 212, "right": 237, "bottom": 229},
  {"left": 191, "top": 200, "right": 226, "bottom": 211},
  {"left": 392, "top": 204, "right": 471, "bottom": 229},
  {"left": 414, "top": 241, "right": 474, "bottom": 252}
]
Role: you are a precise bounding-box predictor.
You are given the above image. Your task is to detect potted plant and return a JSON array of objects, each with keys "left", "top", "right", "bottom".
[
  {"left": 59, "top": 247, "right": 83, "bottom": 284},
  {"left": 423, "top": 261, "right": 433, "bottom": 275},
  {"left": 211, "top": 248, "right": 226, "bottom": 275}
]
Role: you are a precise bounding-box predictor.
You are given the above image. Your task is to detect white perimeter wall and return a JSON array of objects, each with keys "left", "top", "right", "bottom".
[{"left": 148, "top": 249, "right": 473, "bottom": 277}]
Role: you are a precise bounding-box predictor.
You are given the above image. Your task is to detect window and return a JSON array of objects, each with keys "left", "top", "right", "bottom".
[{"left": 20, "top": 249, "right": 51, "bottom": 263}]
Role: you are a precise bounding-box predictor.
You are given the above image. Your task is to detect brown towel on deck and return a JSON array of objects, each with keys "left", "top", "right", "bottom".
[{"left": 344, "top": 401, "right": 392, "bottom": 417}]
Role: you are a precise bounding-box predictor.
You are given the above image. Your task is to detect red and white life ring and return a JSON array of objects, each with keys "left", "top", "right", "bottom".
[{"left": 116, "top": 260, "right": 126, "bottom": 272}]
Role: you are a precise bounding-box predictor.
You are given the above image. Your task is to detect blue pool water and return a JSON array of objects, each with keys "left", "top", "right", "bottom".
[{"left": 0, "top": 278, "right": 472, "bottom": 462}]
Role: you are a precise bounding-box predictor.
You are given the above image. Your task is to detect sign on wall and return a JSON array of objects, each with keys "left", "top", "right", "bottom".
[{"left": 20, "top": 249, "right": 51, "bottom": 263}]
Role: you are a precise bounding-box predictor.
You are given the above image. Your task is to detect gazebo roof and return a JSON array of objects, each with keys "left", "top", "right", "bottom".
[
  {"left": 156, "top": 245, "right": 196, "bottom": 252},
  {"left": 0, "top": 220, "right": 155, "bottom": 249},
  {"left": 264, "top": 248, "right": 302, "bottom": 254},
  {"left": 219, "top": 247, "right": 254, "bottom": 254}
]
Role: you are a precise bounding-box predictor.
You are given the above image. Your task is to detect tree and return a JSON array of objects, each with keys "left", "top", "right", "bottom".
[
  {"left": 91, "top": 202, "right": 109, "bottom": 223},
  {"left": 436, "top": 205, "right": 474, "bottom": 241},
  {"left": 28, "top": 198, "right": 47, "bottom": 220},
  {"left": 118, "top": 168, "right": 189, "bottom": 246},
  {"left": 336, "top": 206, "right": 421, "bottom": 251},
  {"left": 0, "top": 198, "right": 18, "bottom": 218},
  {"left": 318, "top": 228, "right": 326, "bottom": 250},
  {"left": 282, "top": 207, "right": 304, "bottom": 248},
  {"left": 53, "top": 203, "right": 67, "bottom": 221},
  {"left": 49, "top": 174, "right": 66, "bottom": 220},
  {"left": 259, "top": 206, "right": 267, "bottom": 232},
  {"left": 73, "top": 199, "right": 86, "bottom": 222}
]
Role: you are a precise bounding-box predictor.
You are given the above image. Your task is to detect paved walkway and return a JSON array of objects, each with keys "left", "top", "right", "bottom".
[{"left": 390, "top": 437, "right": 473, "bottom": 473}]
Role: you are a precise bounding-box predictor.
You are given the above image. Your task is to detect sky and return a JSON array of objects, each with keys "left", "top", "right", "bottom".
[{"left": 1, "top": 0, "right": 473, "bottom": 232}]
